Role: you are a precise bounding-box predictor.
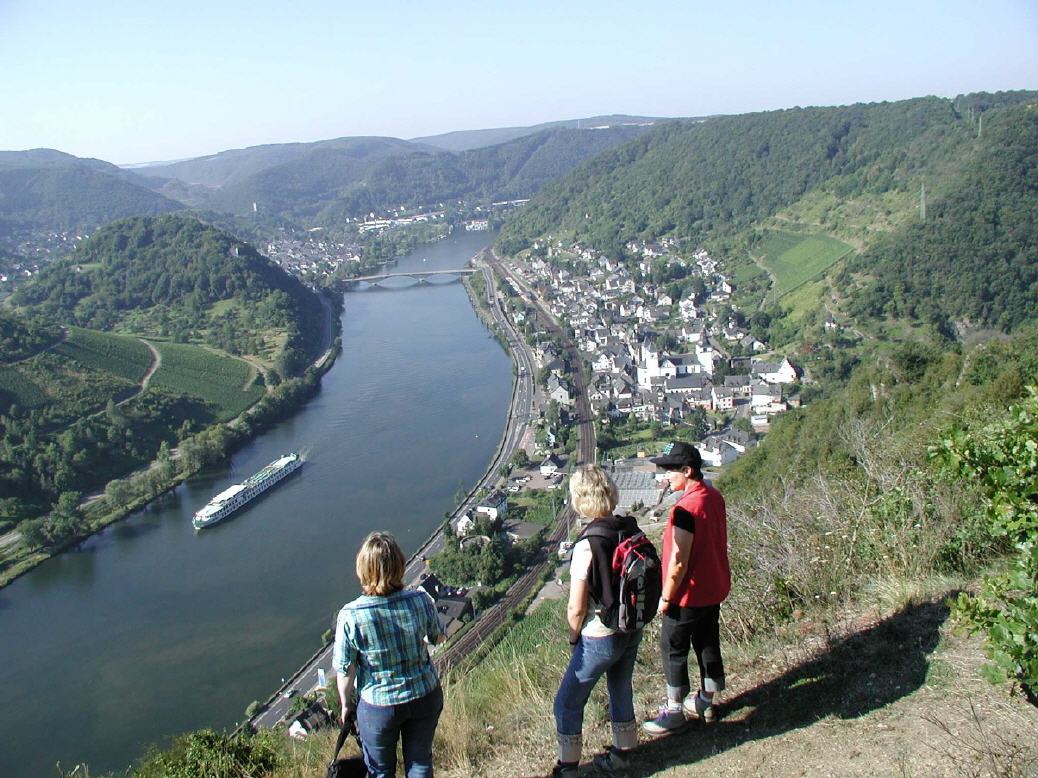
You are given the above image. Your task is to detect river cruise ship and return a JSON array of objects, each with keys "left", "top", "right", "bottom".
[{"left": 193, "top": 453, "right": 303, "bottom": 529}]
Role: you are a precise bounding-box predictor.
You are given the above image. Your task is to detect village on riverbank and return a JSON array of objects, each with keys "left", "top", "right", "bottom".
[{"left": 263, "top": 235, "right": 806, "bottom": 739}]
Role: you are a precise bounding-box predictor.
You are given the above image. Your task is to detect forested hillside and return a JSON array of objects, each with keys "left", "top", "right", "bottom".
[
  {"left": 13, "top": 214, "right": 324, "bottom": 375},
  {"left": 0, "top": 150, "right": 181, "bottom": 237},
  {"left": 0, "top": 215, "right": 331, "bottom": 561},
  {"left": 312, "top": 126, "right": 652, "bottom": 224},
  {"left": 146, "top": 126, "right": 655, "bottom": 224},
  {"left": 497, "top": 91, "right": 1038, "bottom": 337},
  {"left": 847, "top": 104, "right": 1038, "bottom": 333}
]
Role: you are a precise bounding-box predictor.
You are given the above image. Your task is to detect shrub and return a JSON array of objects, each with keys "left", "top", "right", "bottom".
[
  {"left": 932, "top": 387, "right": 1038, "bottom": 700},
  {"left": 130, "top": 729, "right": 283, "bottom": 778}
]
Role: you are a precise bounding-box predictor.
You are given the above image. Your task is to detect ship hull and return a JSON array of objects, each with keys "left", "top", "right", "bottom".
[{"left": 193, "top": 455, "right": 303, "bottom": 530}]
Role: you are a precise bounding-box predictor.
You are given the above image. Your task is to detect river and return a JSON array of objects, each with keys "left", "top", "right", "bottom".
[{"left": 0, "top": 230, "right": 510, "bottom": 777}]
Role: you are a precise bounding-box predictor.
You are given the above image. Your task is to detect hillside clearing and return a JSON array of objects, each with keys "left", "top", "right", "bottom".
[
  {"left": 754, "top": 230, "right": 853, "bottom": 304},
  {"left": 147, "top": 340, "right": 264, "bottom": 420}
]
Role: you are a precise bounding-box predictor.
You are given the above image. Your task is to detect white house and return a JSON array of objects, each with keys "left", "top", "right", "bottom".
[
  {"left": 540, "top": 454, "right": 565, "bottom": 476},
  {"left": 475, "top": 491, "right": 509, "bottom": 521},
  {"left": 754, "top": 357, "right": 798, "bottom": 385},
  {"left": 699, "top": 439, "right": 740, "bottom": 467}
]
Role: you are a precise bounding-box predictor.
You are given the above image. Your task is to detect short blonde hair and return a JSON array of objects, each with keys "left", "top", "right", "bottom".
[
  {"left": 569, "top": 464, "right": 619, "bottom": 519},
  {"left": 355, "top": 532, "right": 405, "bottom": 596}
]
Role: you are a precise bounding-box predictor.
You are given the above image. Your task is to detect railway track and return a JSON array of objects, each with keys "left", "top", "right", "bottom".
[{"left": 435, "top": 254, "right": 596, "bottom": 673}]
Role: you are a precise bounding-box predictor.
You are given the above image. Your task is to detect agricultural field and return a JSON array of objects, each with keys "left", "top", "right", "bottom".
[
  {"left": 147, "top": 341, "right": 264, "bottom": 420},
  {"left": 755, "top": 230, "right": 853, "bottom": 303},
  {"left": 53, "top": 327, "right": 153, "bottom": 383},
  {"left": 0, "top": 365, "right": 48, "bottom": 411},
  {"left": 7, "top": 352, "right": 136, "bottom": 425}
]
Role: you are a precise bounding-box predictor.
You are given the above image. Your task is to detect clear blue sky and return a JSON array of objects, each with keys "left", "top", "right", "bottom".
[{"left": 1, "top": 0, "right": 1035, "bottom": 164}]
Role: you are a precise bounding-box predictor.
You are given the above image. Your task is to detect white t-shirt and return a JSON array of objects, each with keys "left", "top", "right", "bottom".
[{"left": 569, "top": 538, "right": 618, "bottom": 638}]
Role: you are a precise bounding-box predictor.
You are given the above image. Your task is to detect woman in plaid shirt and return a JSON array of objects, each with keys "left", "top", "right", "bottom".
[{"left": 333, "top": 532, "right": 446, "bottom": 778}]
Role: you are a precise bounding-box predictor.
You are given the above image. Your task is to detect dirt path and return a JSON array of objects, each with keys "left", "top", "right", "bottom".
[
  {"left": 471, "top": 596, "right": 1038, "bottom": 778},
  {"left": 114, "top": 338, "right": 161, "bottom": 407},
  {"left": 137, "top": 338, "right": 161, "bottom": 389}
]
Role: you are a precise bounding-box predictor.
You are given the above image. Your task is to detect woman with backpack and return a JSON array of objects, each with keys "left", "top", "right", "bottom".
[
  {"left": 552, "top": 464, "right": 658, "bottom": 777},
  {"left": 332, "top": 531, "right": 446, "bottom": 778}
]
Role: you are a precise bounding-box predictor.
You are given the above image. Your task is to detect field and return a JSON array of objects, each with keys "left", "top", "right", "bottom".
[
  {"left": 8, "top": 352, "right": 136, "bottom": 425},
  {"left": 53, "top": 327, "right": 153, "bottom": 383},
  {"left": 755, "top": 230, "right": 853, "bottom": 303},
  {"left": 0, "top": 365, "right": 48, "bottom": 411},
  {"left": 148, "top": 341, "right": 264, "bottom": 420}
]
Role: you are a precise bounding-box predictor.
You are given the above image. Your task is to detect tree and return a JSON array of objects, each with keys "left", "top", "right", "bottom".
[{"left": 732, "top": 416, "right": 754, "bottom": 434}]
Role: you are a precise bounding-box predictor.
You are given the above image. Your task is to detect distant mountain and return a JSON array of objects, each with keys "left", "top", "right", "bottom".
[
  {"left": 313, "top": 125, "right": 657, "bottom": 225},
  {"left": 140, "top": 135, "right": 433, "bottom": 190},
  {"left": 201, "top": 136, "right": 427, "bottom": 218},
  {"left": 0, "top": 149, "right": 182, "bottom": 238},
  {"left": 409, "top": 115, "right": 667, "bottom": 152},
  {"left": 142, "top": 125, "right": 658, "bottom": 224}
]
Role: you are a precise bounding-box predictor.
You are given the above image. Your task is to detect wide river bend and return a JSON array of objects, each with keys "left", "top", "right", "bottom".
[{"left": 0, "top": 230, "right": 510, "bottom": 777}]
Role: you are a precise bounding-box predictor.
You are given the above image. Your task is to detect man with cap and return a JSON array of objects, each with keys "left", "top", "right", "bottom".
[{"left": 643, "top": 441, "right": 731, "bottom": 735}]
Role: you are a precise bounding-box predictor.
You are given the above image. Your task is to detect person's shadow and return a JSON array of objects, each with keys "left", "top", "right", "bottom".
[{"left": 626, "top": 598, "right": 951, "bottom": 776}]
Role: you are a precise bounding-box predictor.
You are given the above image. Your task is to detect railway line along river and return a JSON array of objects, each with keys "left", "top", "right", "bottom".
[{"left": 0, "top": 230, "right": 510, "bottom": 778}]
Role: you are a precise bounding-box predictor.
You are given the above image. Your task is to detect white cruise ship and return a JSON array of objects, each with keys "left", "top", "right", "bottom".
[{"left": 193, "top": 453, "right": 303, "bottom": 529}]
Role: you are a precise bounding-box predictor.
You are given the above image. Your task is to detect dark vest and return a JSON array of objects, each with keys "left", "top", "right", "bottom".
[{"left": 581, "top": 515, "right": 638, "bottom": 619}]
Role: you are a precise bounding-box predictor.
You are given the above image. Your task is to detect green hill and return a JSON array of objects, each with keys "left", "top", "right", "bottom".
[
  {"left": 313, "top": 126, "right": 654, "bottom": 225},
  {"left": 409, "top": 114, "right": 665, "bottom": 152},
  {"left": 0, "top": 150, "right": 182, "bottom": 238},
  {"left": 846, "top": 103, "right": 1038, "bottom": 333},
  {"left": 12, "top": 214, "right": 325, "bottom": 376},
  {"left": 142, "top": 127, "right": 656, "bottom": 224},
  {"left": 497, "top": 91, "right": 1038, "bottom": 336}
]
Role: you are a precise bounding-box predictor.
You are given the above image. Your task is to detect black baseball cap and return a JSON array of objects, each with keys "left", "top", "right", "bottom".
[{"left": 651, "top": 441, "right": 702, "bottom": 471}]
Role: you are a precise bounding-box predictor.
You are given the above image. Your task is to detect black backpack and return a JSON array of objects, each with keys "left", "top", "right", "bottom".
[{"left": 582, "top": 519, "right": 663, "bottom": 633}]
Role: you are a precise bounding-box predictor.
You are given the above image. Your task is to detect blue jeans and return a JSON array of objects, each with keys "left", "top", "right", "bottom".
[
  {"left": 554, "top": 630, "right": 642, "bottom": 741},
  {"left": 356, "top": 685, "right": 443, "bottom": 778}
]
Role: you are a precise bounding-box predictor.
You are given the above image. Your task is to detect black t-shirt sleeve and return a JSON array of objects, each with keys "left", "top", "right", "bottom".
[{"left": 672, "top": 505, "right": 696, "bottom": 534}]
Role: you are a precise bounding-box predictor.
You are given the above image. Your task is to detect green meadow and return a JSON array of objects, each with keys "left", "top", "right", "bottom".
[
  {"left": 757, "top": 230, "right": 853, "bottom": 303},
  {"left": 54, "top": 327, "right": 153, "bottom": 383},
  {"left": 148, "top": 341, "right": 263, "bottom": 420}
]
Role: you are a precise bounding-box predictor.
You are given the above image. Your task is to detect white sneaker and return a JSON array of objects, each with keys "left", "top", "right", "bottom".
[
  {"left": 682, "top": 692, "right": 716, "bottom": 724},
  {"left": 641, "top": 705, "right": 688, "bottom": 736}
]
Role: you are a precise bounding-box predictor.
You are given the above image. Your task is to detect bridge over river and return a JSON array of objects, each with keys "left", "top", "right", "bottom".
[{"left": 343, "top": 267, "right": 476, "bottom": 289}]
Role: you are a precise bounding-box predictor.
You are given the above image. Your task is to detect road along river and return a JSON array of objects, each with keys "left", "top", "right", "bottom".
[{"left": 0, "top": 230, "right": 510, "bottom": 778}]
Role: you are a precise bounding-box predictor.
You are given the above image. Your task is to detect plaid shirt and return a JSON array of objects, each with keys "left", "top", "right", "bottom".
[{"left": 332, "top": 588, "right": 443, "bottom": 706}]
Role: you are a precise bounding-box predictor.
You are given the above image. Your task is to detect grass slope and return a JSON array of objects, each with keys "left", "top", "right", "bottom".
[
  {"left": 755, "top": 229, "right": 853, "bottom": 303},
  {"left": 53, "top": 327, "right": 153, "bottom": 383},
  {"left": 148, "top": 340, "right": 263, "bottom": 420}
]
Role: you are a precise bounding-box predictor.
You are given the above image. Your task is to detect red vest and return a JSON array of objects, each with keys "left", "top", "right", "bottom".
[{"left": 662, "top": 480, "right": 731, "bottom": 607}]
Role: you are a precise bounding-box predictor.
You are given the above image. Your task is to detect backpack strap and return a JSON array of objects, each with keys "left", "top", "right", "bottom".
[{"left": 579, "top": 522, "right": 621, "bottom": 543}]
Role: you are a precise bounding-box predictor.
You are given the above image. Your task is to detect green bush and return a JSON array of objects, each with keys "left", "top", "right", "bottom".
[
  {"left": 131, "top": 729, "right": 283, "bottom": 778},
  {"left": 932, "top": 387, "right": 1038, "bottom": 699}
]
